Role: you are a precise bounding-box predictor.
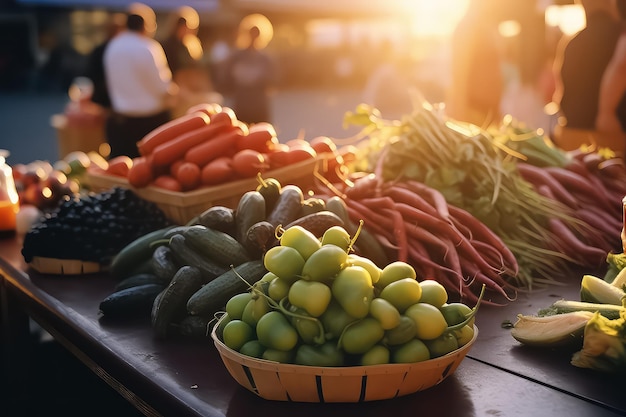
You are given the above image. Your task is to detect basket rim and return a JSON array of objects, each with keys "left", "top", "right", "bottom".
[
  {"left": 84, "top": 154, "right": 327, "bottom": 202},
  {"left": 211, "top": 313, "right": 478, "bottom": 376}
]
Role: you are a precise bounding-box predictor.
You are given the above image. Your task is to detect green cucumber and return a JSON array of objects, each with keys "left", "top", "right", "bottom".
[
  {"left": 99, "top": 283, "right": 166, "bottom": 319},
  {"left": 109, "top": 226, "right": 175, "bottom": 279},
  {"left": 151, "top": 265, "right": 205, "bottom": 339},
  {"left": 114, "top": 273, "right": 166, "bottom": 291},
  {"left": 182, "top": 225, "right": 251, "bottom": 267},
  {"left": 187, "top": 260, "right": 267, "bottom": 317},
  {"left": 168, "top": 234, "right": 229, "bottom": 281}
]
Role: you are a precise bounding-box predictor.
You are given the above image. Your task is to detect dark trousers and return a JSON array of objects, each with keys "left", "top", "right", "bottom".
[{"left": 105, "top": 110, "right": 171, "bottom": 159}]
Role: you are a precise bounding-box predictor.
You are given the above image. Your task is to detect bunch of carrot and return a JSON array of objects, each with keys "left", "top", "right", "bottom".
[{"left": 315, "top": 174, "right": 519, "bottom": 305}]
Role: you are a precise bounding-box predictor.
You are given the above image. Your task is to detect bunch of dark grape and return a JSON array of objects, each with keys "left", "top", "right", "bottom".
[{"left": 22, "top": 187, "right": 172, "bottom": 265}]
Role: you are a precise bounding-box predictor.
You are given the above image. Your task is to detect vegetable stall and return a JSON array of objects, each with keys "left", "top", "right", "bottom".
[{"left": 4, "top": 98, "right": 626, "bottom": 414}]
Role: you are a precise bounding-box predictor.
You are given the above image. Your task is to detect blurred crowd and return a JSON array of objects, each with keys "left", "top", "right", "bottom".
[{"left": 3, "top": 0, "right": 626, "bottom": 148}]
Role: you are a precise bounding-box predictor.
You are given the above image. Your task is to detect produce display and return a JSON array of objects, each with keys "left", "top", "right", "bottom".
[
  {"left": 14, "top": 96, "right": 626, "bottom": 387},
  {"left": 341, "top": 102, "right": 626, "bottom": 293},
  {"left": 99, "top": 178, "right": 349, "bottom": 339},
  {"left": 21, "top": 186, "right": 172, "bottom": 272},
  {"left": 91, "top": 104, "right": 333, "bottom": 192},
  {"left": 216, "top": 223, "right": 482, "bottom": 366}
]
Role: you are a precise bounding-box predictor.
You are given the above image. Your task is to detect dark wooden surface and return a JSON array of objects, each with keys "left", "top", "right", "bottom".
[{"left": 1, "top": 236, "right": 624, "bottom": 417}]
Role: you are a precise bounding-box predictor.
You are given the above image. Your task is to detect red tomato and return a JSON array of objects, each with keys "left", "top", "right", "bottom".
[
  {"left": 266, "top": 143, "right": 291, "bottom": 170},
  {"left": 105, "top": 155, "right": 133, "bottom": 177},
  {"left": 201, "top": 156, "right": 235, "bottom": 185},
  {"left": 152, "top": 175, "right": 183, "bottom": 192},
  {"left": 232, "top": 149, "right": 269, "bottom": 178},
  {"left": 127, "top": 157, "right": 153, "bottom": 188},
  {"left": 286, "top": 143, "right": 317, "bottom": 165},
  {"left": 175, "top": 161, "right": 202, "bottom": 191}
]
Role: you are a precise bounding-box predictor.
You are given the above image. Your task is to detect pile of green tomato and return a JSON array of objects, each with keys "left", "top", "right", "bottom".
[{"left": 218, "top": 224, "right": 482, "bottom": 367}]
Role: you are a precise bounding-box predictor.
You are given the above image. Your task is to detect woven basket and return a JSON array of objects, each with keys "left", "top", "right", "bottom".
[
  {"left": 83, "top": 156, "right": 324, "bottom": 224},
  {"left": 211, "top": 315, "right": 477, "bottom": 403}
]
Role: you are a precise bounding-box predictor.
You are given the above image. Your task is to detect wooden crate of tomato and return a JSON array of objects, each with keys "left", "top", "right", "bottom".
[{"left": 84, "top": 103, "right": 341, "bottom": 224}]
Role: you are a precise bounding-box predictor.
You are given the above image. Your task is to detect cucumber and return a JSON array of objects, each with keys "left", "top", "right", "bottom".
[
  {"left": 99, "top": 283, "right": 166, "bottom": 319},
  {"left": 177, "top": 315, "right": 214, "bottom": 340},
  {"left": 195, "top": 205, "right": 236, "bottom": 235},
  {"left": 266, "top": 185, "right": 304, "bottom": 228},
  {"left": 151, "top": 265, "right": 205, "bottom": 339},
  {"left": 187, "top": 260, "right": 267, "bottom": 317},
  {"left": 235, "top": 190, "right": 267, "bottom": 244},
  {"left": 284, "top": 210, "right": 344, "bottom": 238},
  {"left": 114, "top": 273, "right": 167, "bottom": 292},
  {"left": 168, "top": 234, "right": 229, "bottom": 282},
  {"left": 256, "top": 176, "right": 282, "bottom": 214},
  {"left": 109, "top": 226, "right": 175, "bottom": 279},
  {"left": 325, "top": 196, "right": 390, "bottom": 267},
  {"left": 182, "top": 225, "right": 251, "bottom": 267},
  {"left": 151, "top": 245, "right": 180, "bottom": 284},
  {"left": 243, "top": 220, "right": 276, "bottom": 257}
]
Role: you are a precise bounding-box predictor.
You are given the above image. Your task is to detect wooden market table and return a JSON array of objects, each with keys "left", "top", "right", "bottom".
[{"left": 1, "top": 235, "right": 625, "bottom": 417}]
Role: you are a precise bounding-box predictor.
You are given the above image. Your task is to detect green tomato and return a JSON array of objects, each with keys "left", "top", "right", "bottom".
[
  {"left": 405, "top": 302, "right": 448, "bottom": 340},
  {"left": 239, "top": 339, "right": 265, "bottom": 358},
  {"left": 288, "top": 279, "right": 332, "bottom": 317},
  {"left": 256, "top": 311, "right": 299, "bottom": 351},
  {"left": 392, "top": 338, "right": 430, "bottom": 363},
  {"left": 379, "top": 278, "right": 422, "bottom": 313},
  {"left": 332, "top": 265, "right": 374, "bottom": 319},
  {"left": 288, "top": 304, "right": 324, "bottom": 345},
  {"left": 279, "top": 225, "right": 321, "bottom": 260},
  {"left": 418, "top": 279, "right": 448, "bottom": 308},
  {"left": 376, "top": 261, "right": 417, "bottom": 289},
  {"left": 295, "top": 342, "right": 344, "bottom": 366},
  {"left": 369, "top": 297, "right": 401, "bottom": 330},
  {"left": 348, "top": 254, "right": 382, "bottom": 284},
  {"left": 440, "top": 302, "right": 475, "bottom": 327},
  {"left": 384, "top": 315, "right": 417, "bottom": 346},
  {"left": 222, "top": 319, "right": 255, "bottom": 351},
  {"left": 320, "top": 298, "right": 358, "bottom": 340},
  {"left": 260, "top": 271, "right": 279, "bottom": 283},
  {"left": 262, "top": 348, "right": 294, "bottom": 363},
  {"left": 263, "top": 245, "right": 305, "bottom": 283},
  {"left": 301, "top": 244, "right": 349, "bottom": 282},
  {"left": 360, "top": 344, "right": 390, "bottom": 366},
  {"left": 268, "top": 276, "right": 291, "bottom": 301},
  {"left": 424, "top": 331, "right": 459, "bottom": 358},
  {"left": 225, "top": 292, "right": 253, "bottom": 320},
  {"left": 453, "top": 324, "right": 475, "bottom": 347},
  {"left": 321, "top": 225, "right": 351, "bottom": 250},
  {"left": 339, "top": 317, "right": 384, "bottom": 354}
]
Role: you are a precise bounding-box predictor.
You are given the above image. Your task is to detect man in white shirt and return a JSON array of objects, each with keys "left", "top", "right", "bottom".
[{"left": 104, "top": 9, "right": 176, "bottom": 158}]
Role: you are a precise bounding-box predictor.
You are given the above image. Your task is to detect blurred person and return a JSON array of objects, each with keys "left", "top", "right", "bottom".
[
  {"left": 103, "top": 4, "right": 176, "bottom": 159},
  {"left": 553, "top": 0, "right": 624, "bottom": 140},
  {"left": 446, "top": 0, "right": 504, "bottom": 127},
  {"left": 220, "top": 14, "right": 277, "bottom": 124},
  {"left": 161, "top": 7, "right": 221, "bottom": 117},
  {"left": 83, "top": 13, "right": 126, "bottom": 110},
  {"left": 596, "top": 0, "right": 626, "bottom": 144}
]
